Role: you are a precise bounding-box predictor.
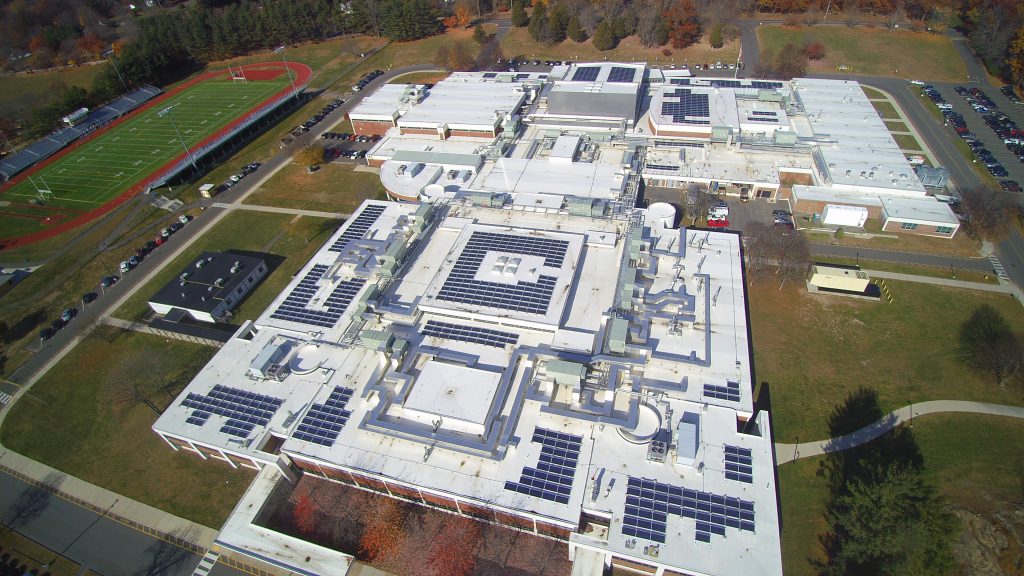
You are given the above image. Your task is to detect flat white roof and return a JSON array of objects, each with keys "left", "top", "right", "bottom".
[
  {"left": 399, "top": 76, "right": 526, "bottom": 130},
  {"left": 881, "top": 196, "right": 959, "bottom": 226},
  {"left": 473, "top": 156, "right": 628, "bottom": 199},
  {"left": 348, "top": 83, "right": 413, "bottom": 120},
  {"left": 792, "top": 78, "right": 926, "bottom": 194},
  {"left": 550, "top": 62, "right": 645, "bottom": 96}
]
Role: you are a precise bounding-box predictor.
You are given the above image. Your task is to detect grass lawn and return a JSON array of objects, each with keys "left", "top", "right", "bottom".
[
  {"left": 748, "top": 280, "right": 1024, "bottom": 443},
  {"left": 811, "top": 255, "right": 998, "bottom": 284},
  {"left": 861, "top": 86, "right": 886, "bottom": 100},
  {"left": 388, "top": 71, "right": 449, "bottom": 84},
  {"left": 805, "top": 217, "right": 982, "bottom": 257},
  {"left": 910, "top": 85, "right": 946, "bottom": 123},
  {"left": 114, "top": 210, "right": 335, "bottom": 322},
  {"left": 501, "top": 28, "right": 739, "bottom": 66},
  {"left": 243, "top": 163, "right": 385, "bottom": 213},
  {"left": 892, "top": 132, "right": 922, "bottom": 151},
  {"left": 870, "top": 99, "right": 899, "bottom": 120},
  {"left": 0, "top": 64, "right": 105, "bottom": 114},
  {"left": 883, "top": 120, "right": 908, "bottom": 132},
  {"left": 1, "top": 76, "right": 288, "bottom": 240},
  {"left": 0, "top": 328, "right": 254, "bottom": 528},
  {"left": 779, "top": 414, "right": 1024, "bottom": 576},
  {"left": 757, "top": 25, "right": 967, "bottom": 82}
]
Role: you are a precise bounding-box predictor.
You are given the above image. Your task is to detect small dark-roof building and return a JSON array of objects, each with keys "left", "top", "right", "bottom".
[{"left": 148, "top": 252, "right": 267, "bottom": 323}]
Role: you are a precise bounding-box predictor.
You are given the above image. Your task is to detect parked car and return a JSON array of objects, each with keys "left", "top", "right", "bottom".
[
  {"left": 82, "top": 292, "right": 97, "bottom": 304},
  {"left": 39, "top": 327, "right": 55, "bottom": 341},
  {"left": 100, "top": 275, "right": 117, "bottom": 288},
  {"left": 60, "top": 308, "right": 76, "bottom": 323},
  {"left": 119, "top": 261, "right": 131, "bottom": 273}
]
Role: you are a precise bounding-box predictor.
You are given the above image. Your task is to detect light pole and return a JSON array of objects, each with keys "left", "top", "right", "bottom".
[
  {"left": 101, "top": 49, "right": 129, "bottom": 93},
  {"left": 275, "top": 46, "right": 298, "bottom": 101},
  {"left": 158, "top": 105, "right": 198, "bottom": 173}
]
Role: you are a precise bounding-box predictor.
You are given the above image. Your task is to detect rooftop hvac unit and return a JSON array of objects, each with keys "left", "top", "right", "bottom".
[{"left": 265, "top": 362, "right": 290, "bottom": 381}]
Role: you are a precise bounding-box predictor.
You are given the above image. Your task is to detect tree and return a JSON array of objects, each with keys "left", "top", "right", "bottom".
[
  {"left": 958, "top": 304, "right": 1024, "bottom": 386},
  {"left": 293, "top": 493, "right": 317, "bottom": 534},
  {"left": 637, "top": 5, "right": 669, "bottom": 47},
  {"left": 473, "top": 24, "right": 488, "bottom": 43},
  {"left": 774, "top": 42, "right": 807, "bottom": 79},
  {"left": 528, "top": 2, "right": 547, "bottom": 41},
  {"left": 709, "top": 23, "right": 724, "bottom": 48},
  {"left": 664, "top": 0, "right": 702, "bottom": 49},
  {"left": 821, "top": 465, "right": 957, "bottom": 576},
  {"left": 511, "top": 0, "right": 528, "bottom": 27},
  {"left": 1009, "top": 25, "right": 1024, "bottom": 88},
  {"left": 743, "top": 222, "right": 810, "bottom": 287},
  {"left": 436, "top": 42, "right": 477, "bottom": 70},
  {"left": 591, "top": 20, "right": 617, "bottom": 50},
  {"left": 961, "top": 186, "right": 1015, "bottom": 241},
  {"left": 805, "top": 41, "right": 826, "bottom": 60},
  {"left": 358, "top": 497, "right": 406, "bottom": 562},
  {"left": 566, "top": 15, "right": 587, "bottom": 41},
  {"left": 454, "top": 0, "right": 475, "bottom": 27},
  {"left": 424, "top": 516, "right": 481, "bottom": 576},
  {"left": 476, "top": 38, "right": 505, "bottom": 70},
  {"left": 296, "top": 145, "right": 326, "bottom": 167}
]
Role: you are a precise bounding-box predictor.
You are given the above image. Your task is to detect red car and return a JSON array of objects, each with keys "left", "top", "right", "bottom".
[
  {"left": 154, "top": 236, "right": 165, "bottom": 246},
  {"left": 707, "top": 219, "right": 729, "bottom": 228}
]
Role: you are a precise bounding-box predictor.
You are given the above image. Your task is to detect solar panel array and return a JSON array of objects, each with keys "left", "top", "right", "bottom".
[
  {"left": 646, "top": 163, "right": 681, "bottom": 172},
  {"left": 623, "top": 477, "right": 756, "bottom": 544},
  {"left": 703, "top": 381, "right": 741, "bottom": 402},
  {"left": 661, "top": 89, "right": 711, "bottom": 124},
  {"left": 269, "top": 264, "right": 366, "bottom": 328},
  {"left": 514, "top": 73, "right": 531, "bottom": 81},
  {"left": 751, "top": 110, "right": 777, "bottom": 116},
  {"left": 436, "top": 231, "right": 568, "bottom": 315},
  {"left": 724, "top": 445, "right": 754, "bottom": 483},
  {"left": 504, "top": 427, "right": 582, "bottom": 504},
  {"left": 422, "top": 320, "right": 519, "bottom": 348},
  {"left": 746, "top": 116, "right": 780, "bottom": 123},
  {"left": 328, "top": 204, "right": 386, "bottom": 252},
  {"left": 483, "top": 72, "right": 497, "bottom": 78},
  {"left": 181, "top": 385, "right": 284, "bottom": 438},
  {"left": 571, "top": 66, "right": 600, "bottom": 82},
  {"left": 607, "top": 66, "right": 637, "bottom": 83},
  {"left": 293, "top": 386, "right": 354, "bottom": 446}
]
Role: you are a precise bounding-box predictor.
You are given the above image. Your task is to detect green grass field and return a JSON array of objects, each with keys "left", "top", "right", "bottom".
[{"left": 0, "top": 75, "right": 288, "bottom": 239}]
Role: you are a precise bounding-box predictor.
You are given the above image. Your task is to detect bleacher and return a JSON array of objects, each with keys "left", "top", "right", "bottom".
[{"left": 0, "top": 85, "right": 163, "bottom": 181}]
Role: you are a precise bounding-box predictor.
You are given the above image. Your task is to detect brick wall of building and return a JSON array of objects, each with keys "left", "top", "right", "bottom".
[
  {"left": 399, "top": 127, "right": 441, "bottom": 137},
  {"left": 882, "top": 219, "right": 957, "bottom": 238}
]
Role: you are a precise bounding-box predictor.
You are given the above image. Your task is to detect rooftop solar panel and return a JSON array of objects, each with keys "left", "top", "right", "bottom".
[
  {"left": 703, "top": 381, "right": 741, "bottom": 403},
  {"left": 269, "top": 265, "right": 366, "bottom": 328},
  {"left": 505, "top": 427, "right": 583, "bottom": 504},
  {"left": 328, "top": 204, "right": 386, "bottom": 252},
  {"left": 293, "top": 387, "right": 354, "bottom": 446},
  {"left": 571, "top": 66, "right": 600, "bottom": 82},
  {"left": 646, "top": 163, "right": 681, "bottom": 172},
  {"left": 607, "top": 66, "right": 637, "bottom": 83},
  {"left": 623, "top": 477, "right": 756, "bottom": 543},
  {"left": 436, "top": 231, "right": 568, "bottom": 316},
  {"left": 751, "top": 110, "right": 777, "bottom": 116},
  {"left": 724, "top": 445, "right": 754, "bottom": 483},
  {"left": 422, "top": 320, "right": 519, "bottom": 348},
  {"left": 661, "top": 91, "right": 711, "bottom": 124},
  {"left": 180, "top": 385, "right": 284, "bottom": 438}
]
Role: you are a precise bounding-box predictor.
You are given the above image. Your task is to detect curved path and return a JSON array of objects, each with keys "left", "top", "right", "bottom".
[{"left": 775, "top": 400, "right": 1024, "bottom": 465}]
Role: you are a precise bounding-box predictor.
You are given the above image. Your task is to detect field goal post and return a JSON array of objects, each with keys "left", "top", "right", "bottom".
[
  {"left": 28, "top": 175, "right": 56, "bottom": 204},
  {"left": 229, "top": 65, "right": 248, "bottom": 84}
]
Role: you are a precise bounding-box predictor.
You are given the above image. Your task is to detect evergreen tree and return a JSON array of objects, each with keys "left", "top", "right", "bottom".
[
  {"left": 546, "top": 3, "right": 567, "bottom": 43},
  {"left": 473, "top": 24, "right": 488, "bottom": 43},
  {"left": 511, "top": 0, "right": 528, "bottom": 27},
  {"left": 566, "top": 16, "right": 587, "bottom": 42},
  {"left": 528, "top": 2, "right": 547, "bottom": 41},
  {"left": 592, "top": 20, "right": 616, "bottom": 51},
  {"left": 710, "top": 23, "right": 723, "bottom": 49}
]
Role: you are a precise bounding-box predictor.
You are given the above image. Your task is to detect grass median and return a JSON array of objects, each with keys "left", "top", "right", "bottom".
[
  {"left": 811, "top": 255, "right": 998, "bottom": 284},
  {"left": 114, "top": 210, "right": 336, "bottom": 323},
  {"left": 0, "top": 327, "right": 253, "bottom": 528},
  {"left": 749, "top": 280, "right": 1024, "bottom": 443}
]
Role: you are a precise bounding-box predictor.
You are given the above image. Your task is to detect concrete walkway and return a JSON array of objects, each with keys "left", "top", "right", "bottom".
[
  {"left": 863, "top": 269, "right": 1012, "bottom": 293},
  {"left": 775, "top": 400, "right": 1024, "bottom": 465},
  {"left": 234, "top": 203, "right": 350, "bottom": 220}
]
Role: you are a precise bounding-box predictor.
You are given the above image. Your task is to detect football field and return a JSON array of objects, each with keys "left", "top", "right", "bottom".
[{"left": 0, "top": 74, "right": 290, "bottom": 239}]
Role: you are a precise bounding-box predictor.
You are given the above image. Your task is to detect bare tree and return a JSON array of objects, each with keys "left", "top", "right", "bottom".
[
  {"left": 844, "top": 1, "right": 862, "bottom": 29},
  {"left": 743, "top": 222, "right": 810, "bottom": 287},
  {"left": 888, "top": 0, "right": 906, "bottom": 30},
  {"left": 686, "top": 183, "right": 714, "bottom": 225},
  {"left": 961, "top": 186, "right": 1015, "bottom": 241},
  {"left": 107, "top": 353, "right": 167, "bottom": 415},
  {"left": 958, "top": 304, "right": 1024, "bottom": 386}
]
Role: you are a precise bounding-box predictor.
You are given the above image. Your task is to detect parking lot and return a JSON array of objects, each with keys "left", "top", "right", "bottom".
[{"left": 641, "top": 185, "right": 790, "bottom": 231}]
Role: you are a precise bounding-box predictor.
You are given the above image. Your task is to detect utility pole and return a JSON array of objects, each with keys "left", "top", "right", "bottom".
[
  {"left": 275, "top": 46, "right": 298, "bottom": 101},
  {"left": 158, "top": 105, "right": 198, "bottom": 173},
  {"left": 101, "top": 49, "right": 129, "bottom": 93}
]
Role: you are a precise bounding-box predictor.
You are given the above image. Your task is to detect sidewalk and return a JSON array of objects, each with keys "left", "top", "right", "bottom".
[{"left": 863, "top": 269, "right": 1014, "bottom": 294}]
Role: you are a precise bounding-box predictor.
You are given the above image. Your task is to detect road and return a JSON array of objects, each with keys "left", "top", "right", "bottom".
[
  {"left": 0, "top": 63, "right": 435, "bottom": 399},
  {"left": 0, "top": 469, "right": 247, "bottom": 576}
]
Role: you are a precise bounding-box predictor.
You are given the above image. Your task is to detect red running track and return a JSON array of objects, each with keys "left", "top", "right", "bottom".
[{"left": 0, "top": 61, "right": 312, "bottom": 250}]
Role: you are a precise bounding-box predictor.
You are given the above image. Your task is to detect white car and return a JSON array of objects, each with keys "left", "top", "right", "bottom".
[
  {"left": 936, "top": 103, "right": 953, "bottom": 110},
  {"left": 119, "top": 261, "right": 131, "bottom": 273},
  {"left": 909, "top": 80, "right": 925, "bottom": 86}
]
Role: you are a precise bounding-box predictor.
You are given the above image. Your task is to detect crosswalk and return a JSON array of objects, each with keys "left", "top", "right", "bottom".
[
  {"left": 210, "top": 202, "right": 233, "bottom": 209},
  {"left": 192, "top": 550, "right": 219, "bottom": 576},
  {"left": 988, "top": 255, "right": 1009, "bottom": 281},
  {"left": 0, "top": 391, "right": 12, "bottom": 406}
]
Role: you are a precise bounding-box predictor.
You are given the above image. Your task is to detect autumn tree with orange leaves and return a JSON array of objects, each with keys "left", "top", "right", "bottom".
[
  {"left": 292, "top": 493, "right": 317, "bottom": 535},
  {"left": 664, "top": 0, "right": 702, "bottom": 49},
  {"left": 358, "top": 497, "right": 406, "bottom": 563},
  {"left": 422, "top": 516, "right": 481, "bottom": 576}
]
